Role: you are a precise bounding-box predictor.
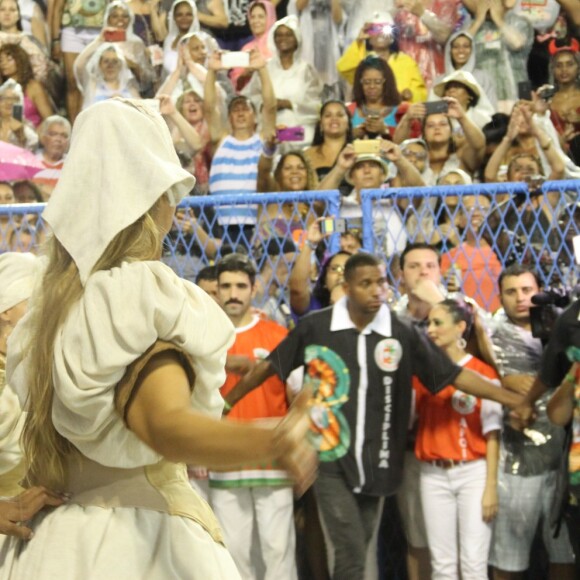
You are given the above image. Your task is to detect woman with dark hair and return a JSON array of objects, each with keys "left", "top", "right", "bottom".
[
  {"left": 242, "top": 15, "right": 322, "bottom": 150},
  {"left": 256, "top": 147, "right": 320, "bottom": 241},
  {"left": 337, "top": 14, "right": 427, "bottom": 103},
  {"left": 348, "top": 55, "right": 402, "bottom": 139},
  {"left": 303, "top": 100, "right": 353, "bottom": 195},
  {"left": 394, "top": 96, "right": 487, "bottom": 180},
  {"left": 549, "top": 39, "right": 580, "bottom": 165},
  {"left": 0, "top": 0, "right": 49, "bottom": 82},
  {"left": 288, "top": 219, "right": 352, "bottom": 317},
  {"left": 414, "top": 298, "right": 501, "bottom": 580},
  {"left": 0, "top": 43, "right": 54, "bottom": 126}
]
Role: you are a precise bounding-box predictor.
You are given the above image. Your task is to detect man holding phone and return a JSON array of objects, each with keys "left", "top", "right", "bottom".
[
  {"left": 319, "top": 139, "right": 424, "bottom": 256},
  {"left": 205, "top": 49, "right": 276, "bottom": 246}
]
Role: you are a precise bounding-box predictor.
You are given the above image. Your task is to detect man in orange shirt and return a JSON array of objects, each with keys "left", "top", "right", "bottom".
[{"left": 209, "top": 253, "right": 300, "bottom": 580}]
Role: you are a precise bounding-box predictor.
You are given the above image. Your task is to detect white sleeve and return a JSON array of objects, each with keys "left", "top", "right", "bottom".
[
  {"left": 9, "top": 261, "right": 235, "bottom": 469},
  {"left": 480, "top": 379, "right": 503, "bottom": 436}
]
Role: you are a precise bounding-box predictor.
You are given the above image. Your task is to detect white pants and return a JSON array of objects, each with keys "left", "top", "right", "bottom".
[
  {"left": 210, "top": 486, "right": 297, "bottom": 580},
  {"left": 420, "top": 460, "right": 491, "bottom": 580}
]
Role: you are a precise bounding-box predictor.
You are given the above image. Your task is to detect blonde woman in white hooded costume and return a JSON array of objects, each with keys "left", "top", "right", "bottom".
[{"left": 0, "top": 98, "right": 315, "bottom": 578}]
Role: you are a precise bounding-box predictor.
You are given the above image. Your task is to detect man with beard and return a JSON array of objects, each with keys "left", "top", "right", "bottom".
[{"left": 209, "top": 253, "right": 300, "bottom": 580}]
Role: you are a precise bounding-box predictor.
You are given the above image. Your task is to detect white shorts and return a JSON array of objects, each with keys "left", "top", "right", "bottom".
[{"left": 61, "top": 27, "right": 100, "bottom": 54}]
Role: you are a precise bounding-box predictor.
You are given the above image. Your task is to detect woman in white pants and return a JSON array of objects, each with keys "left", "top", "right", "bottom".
[{"left": 413, "top": 299, "right": 502, "bottom": 579}]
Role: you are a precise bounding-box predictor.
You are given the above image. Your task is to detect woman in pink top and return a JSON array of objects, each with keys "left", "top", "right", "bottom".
[
  {"left": 230, "top": 0, "right": 276, "bottom": 92},
  {"left": 0, "top": 43, "right": 54, "bottom": 127}
]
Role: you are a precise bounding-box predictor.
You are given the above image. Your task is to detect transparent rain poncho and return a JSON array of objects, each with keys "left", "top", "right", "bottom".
[{"left": 491, "top": 311, "right": 566, "bottom": 476}]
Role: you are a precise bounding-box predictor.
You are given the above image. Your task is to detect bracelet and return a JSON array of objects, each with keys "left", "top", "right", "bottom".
[
  {"left": 564, "top": 373, "right": 575, "bottom": 384},
  {"left": 52, "top": 38, "right": 61, "bottom": 44},
  {"left": 261, "top": 142, "right": 277, "bottom": 159},
  {"left": 305, "top": 240, "right": 317, "bottom": 251},
  {"left": 223, "top": 400, "right": 232, "bottom": 412}
]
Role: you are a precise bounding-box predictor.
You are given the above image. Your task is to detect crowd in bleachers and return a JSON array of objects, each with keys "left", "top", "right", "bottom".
[{"left": 1, "top": 1, "right": 580, "bottom": 580}]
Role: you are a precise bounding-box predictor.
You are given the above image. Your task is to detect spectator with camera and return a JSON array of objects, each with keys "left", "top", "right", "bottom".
[
  {"left": 394, "top": 96, "right": 486, "bottom": 182},
  {"left": 337, "top": 12, "right": 426, "bottom": 103},
  {"left": 484, "top": 101, "right": 566, "bottom": 183},
  {"left": 73, "top": 39, "right": 140, "bottom": 111},
  {"left": 163, "top": 0, "right": 219, "bottom": 79},
  {"left": 488, "top": 264, "right": 576, "bottom": 580},
  {"left": 204, "top": 47, "right": 276, "bottom": 245},
  {"left": 100, "top": 1, "right": 156, "bottom": 96},
  {"left": 431, "top": 70, "right": 495, "bottom": 130},
  {"left": 0, "top": 43, "right": 55, "bottom": 128},
  {"left": 0, "top": 78, "right": 37, "bottom": 150},
  {"left": 319, "top": 140, "right": 424, "bottom": 256}
]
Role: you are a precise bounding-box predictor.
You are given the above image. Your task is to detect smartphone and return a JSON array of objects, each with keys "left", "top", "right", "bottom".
[
  {"left": 320, "top": 218, "right": 347, "bottom": 235},
  {"left": 367, "top": 22, "right": 393, "bottom": 37},
  {"left": 221, "top": 51, "right": 250, "bottom": 68},
  {"left": 537, "top": 84, "right": 556, "bottom": 101},
  {"left": 275, "top": 126, "right": 305, "bottom": 142},
  {"left": 517, "top": 81, "right": 532, "bottom": 101},
  {"left": 104, "top": 29, "right": 126, "bottom": 42},
  {"left": 353, "top": 139, "right": 381, "bottom": 154},
  {"left": 12, "top": 103, "right": 23, "bottom": 122},
  {"left": 424, "top": 101, "right": 449, "bottom": 116}
]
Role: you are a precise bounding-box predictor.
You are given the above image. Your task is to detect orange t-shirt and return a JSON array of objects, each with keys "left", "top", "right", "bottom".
[
  {"left": 413, "top": 355, "right": 502, "bottom": 462},
  {"left": 441, "top": 244, "right": 502, "bottom": 312},
  {"left": 221, "top": 316, "right": 289, "bottom": 420}
]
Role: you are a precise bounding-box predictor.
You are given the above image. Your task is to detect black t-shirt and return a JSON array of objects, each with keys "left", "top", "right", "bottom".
[
  {"left": 267, "top": 299, "right": 461, "bottom": 497},
  {"left": 539, "top": 300, "right": 580, "bottom": 389}
]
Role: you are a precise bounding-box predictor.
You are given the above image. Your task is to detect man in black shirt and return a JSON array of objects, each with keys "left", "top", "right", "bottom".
[{"left": 227, "top": 253, "right": 522, "bottom": 579}]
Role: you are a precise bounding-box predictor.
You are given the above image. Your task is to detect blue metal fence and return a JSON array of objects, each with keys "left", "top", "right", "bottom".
[{"left": 2, "top": 181, "right": 579, "bottom": 314}]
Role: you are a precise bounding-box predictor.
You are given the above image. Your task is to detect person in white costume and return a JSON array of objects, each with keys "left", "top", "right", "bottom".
[
  {"left": 0, "top": 98, "right": 315, "bottom": 579},
  {"left": 0, "top": 252, "right": 40, "bottom": 499},
  {"left": 0, "top": 252, "right": 65, "bottom": 542}
]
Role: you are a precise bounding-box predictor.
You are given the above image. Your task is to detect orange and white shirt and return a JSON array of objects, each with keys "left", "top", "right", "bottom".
[
  {"left": 210, "top": 315, "right": 294, "bottom": 489},
  {"left": 413, "top": 355, "right": 502, "bottom": 462},
  {"left": 220, "top": 316, "right": 290, "bottom": 421}
]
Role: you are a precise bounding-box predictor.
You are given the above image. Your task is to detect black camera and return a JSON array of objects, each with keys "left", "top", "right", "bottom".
[{"left": 530, "top": 287, "right": 572, "bottom": 342}]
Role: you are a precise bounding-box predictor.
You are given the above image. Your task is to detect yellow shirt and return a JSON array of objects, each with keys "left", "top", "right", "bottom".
[{"left": 337, "top": 41, "right": 427, "bottom": 104}]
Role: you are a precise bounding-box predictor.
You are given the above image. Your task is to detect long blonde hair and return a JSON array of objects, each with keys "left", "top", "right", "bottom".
[{"left": 22, "top": 200, "right": 165, "bottom": 489}]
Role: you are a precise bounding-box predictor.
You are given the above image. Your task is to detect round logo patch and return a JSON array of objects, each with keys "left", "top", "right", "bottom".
[
  {"left": 451, "top": 390, "right": 477, "bottom": 415},
  {"left": 374, "top": 339, "right": 402, "bottom": 372}
]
